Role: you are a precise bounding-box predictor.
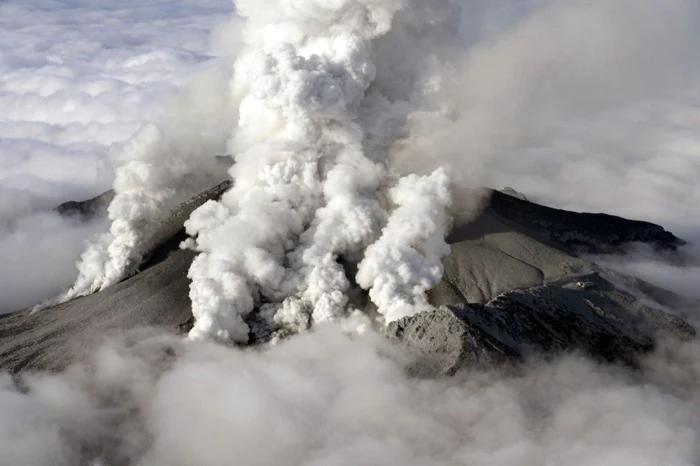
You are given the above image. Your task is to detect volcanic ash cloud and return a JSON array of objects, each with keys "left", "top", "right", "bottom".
[{"left": 184, "top": 0, "right": 458, "bottom": 342}]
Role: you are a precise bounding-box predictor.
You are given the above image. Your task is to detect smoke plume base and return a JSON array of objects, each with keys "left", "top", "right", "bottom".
[{"left": 181, "top": 0, "right": 464, "bottom": 342}]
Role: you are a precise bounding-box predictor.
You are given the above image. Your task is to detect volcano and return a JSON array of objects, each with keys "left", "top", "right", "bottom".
[{"left": 0, "top": 183, "right": 694, "bottom": 374}]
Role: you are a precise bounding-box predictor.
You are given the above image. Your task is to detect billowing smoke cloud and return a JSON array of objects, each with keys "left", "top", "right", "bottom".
[
  {"left": 3, "top": 326, "right": 700, "bottom": 465},
  {"left": 67, "top": 123, "right": 219, "bottom": 296},
  {"left": 356, "top": 169, "right": 451, "bottom": 322},
  {"left": 57, "top": 0, "right": 700, "bottom": 341},
  {"left": 184, "top": 0, "right": 457, "bottom": 341}
]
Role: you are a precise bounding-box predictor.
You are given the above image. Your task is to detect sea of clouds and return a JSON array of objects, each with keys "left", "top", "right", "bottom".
[
  {"left": 2, "top": 0, "right": 700, "bottom": 464},
  {"left": 0, "top": 0, "right": 235, "bottom": 313}
]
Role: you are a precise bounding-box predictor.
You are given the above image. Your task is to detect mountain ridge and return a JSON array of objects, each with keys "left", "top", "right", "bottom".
[{"left": 0, "top": 182, "right": 693, "bottom": 374}]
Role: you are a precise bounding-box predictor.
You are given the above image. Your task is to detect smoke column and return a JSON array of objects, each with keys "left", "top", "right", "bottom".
[
  {"left": 184, "top": 0, "right": 458, "bottom": 342},
  {"left": 356, "top": 168, "right": 451, "bottom": 323},
  {"left": 38, "top": 126, "right": 216, "bottom": 306},
  {"left": 37, "top": 68, "right": 236, "bottom": 308}
]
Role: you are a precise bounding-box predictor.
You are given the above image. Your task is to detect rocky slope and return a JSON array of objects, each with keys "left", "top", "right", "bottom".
[{"left": 389, "top": 274, "right": 695, "bottom": 377}]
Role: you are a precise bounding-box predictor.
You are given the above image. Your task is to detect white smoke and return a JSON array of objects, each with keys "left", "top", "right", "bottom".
[
  {"left": 68, "top": 123, "right": 216, "bottom": 296},
  {"left": 356, "top": 168, "right": 451, "bottom": 322},
  {"left": 184, "top": 0, "right": 458, "bottom": 342},
  {"left": 41, "top": 63, "right": 238, "bottom": 307}
]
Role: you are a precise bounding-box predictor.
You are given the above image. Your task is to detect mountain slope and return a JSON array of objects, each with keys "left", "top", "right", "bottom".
[{"left": 0, "top": 185, "right": 693, "bottom": 373}]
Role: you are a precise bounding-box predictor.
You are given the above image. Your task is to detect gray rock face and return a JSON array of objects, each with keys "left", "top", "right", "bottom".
[
  {"left": 54, "top": 189, "right": 115, "bottom": 221},
  {"left": 384, "top": 308, "right": 515, "bottom": 377},
  {"left": 433, "top": 189, "right": 687, "bottom": 308},
  {"left": 390, "top": 273, "right": 695, "bottom": 377},
  {"left": 0, "top": 248, "right": 196, "bottom": 372},
  {"left": 488, "top": 190, "right": 684, "bottom": 255},
  {"left": 0, "top": 184, "right": 694, "bottom": 374}
]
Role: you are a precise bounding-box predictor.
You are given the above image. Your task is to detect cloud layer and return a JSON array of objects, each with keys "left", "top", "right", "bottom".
[{"left": 0, "top": 0, "right": 234, "bottom": 312}]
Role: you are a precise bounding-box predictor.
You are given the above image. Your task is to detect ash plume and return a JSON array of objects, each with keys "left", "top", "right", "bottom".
[
  {"left": 184, "top": 0, "right": 458, "bottom": 342},
  {"left": 67, "top": 123, "right": 221, "bottom": 297},
  {"left": 356, "top": 168, "right": 452, "bottom": 323},
  {"left": 54, "top": 0, "right": 700, "bottom": 342}
]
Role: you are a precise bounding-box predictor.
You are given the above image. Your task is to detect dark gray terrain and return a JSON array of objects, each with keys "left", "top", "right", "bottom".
[
  {"left": 0, "top": 184, "right": 695, "bottom": 374},
  {"left": 399, "top": 189, "right": 695, "bottom": 376}
]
